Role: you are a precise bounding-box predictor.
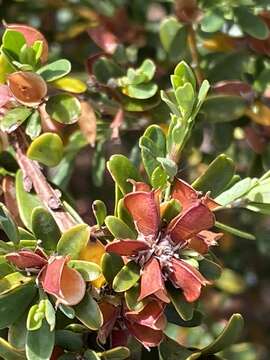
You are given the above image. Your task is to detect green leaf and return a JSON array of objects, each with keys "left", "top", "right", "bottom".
[
  {"left": 160, "top": 17, "right": 181, "bottom": 52},
  {"left": 101, "top": 252, "right": 124, "bottom": 284},
  {"left": 215, "top": 221, "right": 256, "bottom": 241},
  {"left": 139, "top": 59, "right": 156, "bottom": 82},
  {"left": 31, "top": 207, "right": 61, "bottom": 250},
  {"left": 157, "top": 157, "right": 177, "bottom": 179},
  {"left": 52, "top": 76, "right": 87, "bottom": 94},
  {"left": 25, "top": 110, "right": 42, "bottom": 140},
  {"left": 199, "top": 258, "right": 222, "bottom": 281},
  {"left": 113, "top": 261, "right": 140, "bottom": 292},
  {"left": 2, "top": 30, "right": 26, "bottom": 59},
  {"left": 68, "top": 260, "right": 101, "bottom": 281},
  {"left": 235, "top": 7, "right": 269, "bottom": 40},
  {"left": 173, "top": 61, "right": 196, "bottom": 91},
  {"left": 0, "top": 272, "right": 32, "bottom": 295},
  {"left": 0, "top": 256, "right": 14, "bottom": 277},
  {"left": 16, "top": 170, "right": 44, "bottom": 230},
  {"left": 197, "top": 80, "right": 210, "bottom": 107},
  {"left": 167, "top": 286, "right": 194, "bottom": 321},
  {"left": 123, "top": 83, "right": 158, "bottom": 99},
  {"left": 27, "top": 303, "right": 44, "bottom": 331},
  {"left": 37, "top": 59, "right": 71, "bottom": 82},
  {"left": 107, "top": 155, "right": 141, "bottom": 194},
  {"left": 105, "top": 216, "right": 137, "bottom": 239},
  {"left": 1, "top": 107, "right": 32, "bottom": 133},
  {"left": 151, "top": 166, "right": 167, "bottom": 189},
  {"left": 246, "top": 202, "right": 270, "bottom": 215},
  {"left": 8, "top": 310, "right": 28, "bottom": 350},
  {"left": 175, "top": 83, "right": 195, "bottom": 118},
  {"left": 200, "top": 95, "right": 247, "bottom": 123},
  {"left": 0, "top": 282, "right": 37, "bottom": 329},
  {"left": 192, "top": 154, "right": 235, "bottom": 197},
  {"left": 0, "top": 338, "right": 25, "bottom": 360},
  {"left": 159, "top": 337, "right": 194, "bottom": 360},
  {"left": 74, "top": 292, "right": 103, "bottom": 330},
  {"left": 45, "top": 300, "right": 56, "bottom": 332},
  {"left": 245, "top": 179, "right": 270, "bottom": 203},
  {"left": 201, "top": 10, "right": 225, "bottom": 33},
  {"left": 93, "top": 57, "right": 124, "bottom": 84},
  {"left": 55, "top": 330, "right": 83, "bottom": 351},
  {"left": 0, "top": 203, "right": 19, "bottom": 244},
  {"left": 140, "top": 125, "right": 167, "bottom": 181},
  {"left": 98, "top": 347, "right": 130, "bottom": 360},
  {"left": 201, "top": 314, "right": 244, "bottom": 355},
  {"left": 122, "top": 94, "right": 160, "bottom": 112},
  {"left": 27, "top": 133, "right": 64, "bottom": 167},
  {"left": 19, "top": 45, "right": 36, "bottom": 67},
  {"left": 57, "top": 224, "right": 90, "bottom": 259},
  {"left": 125, "top": 283, "right": 146, "bottom": 312},
  {"left": 215, "top": 178, "right": 252, "bottom": 206},
  {"left": 161, "top": 199, "right": 182, "bottom": 223},
  {"left": 84, "top": 350, "right": 100, "bottom": 360},
  {"left": 26, "top": 320, "right": 55, "bottom": 360},
  {"left": 58, "top": 304, "right": 75, "bottom": 319},
  {"left": 46, "top": 94, "right": 81, "bottom": 124},
  {"left": 92, "top": 200, "right": 107, "bottom": 228}
]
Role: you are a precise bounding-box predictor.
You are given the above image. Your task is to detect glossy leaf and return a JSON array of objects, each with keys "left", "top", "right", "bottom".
[
  {"left": 2, "top": 30, "right": 26, "bottom": 58},
  {"left": 200, "top": 95, "right": 247, "bottom": 123},
  {"left": 0, "top": 338, "right": 25, "bottom": 360},
  {"left": 57, "top": 224, "right": 90, "bottom": 259},
  {"left": 25, "top": 110, "right": 42, "bottom": 140},
  {"left": 101, "top": 252, "right": 124, "bottom": 284},
  {"left": 215, "top": 178, "right": 252, "bottom": 206},
  {"left": 160, "top": 17, "right": 181, "bottom": 52},
  {"left": 46, "top": 94, "right": 81, "bottom": 124},
  {"left": 122, "top": 83, "right": 158, "bottom": 99},
  {"left": 31, "top": 207, "right": 61, "bottom": 250},
  {"left": 199, "top": 258, "right": 222, "bottom": 281},
  {"left": 107, "top": 155, "right": 141, "bottom": 194},
  {"left": 27, "top": 303, "right": 45, "bottom": 331},
  {"left": 175, "top": 83, "right": 195, "bottom": 119},
  {"left": 105, "top": 216, "right": 137, "bottom": 239},
  {"left": 0, "top": 272, "right": 32, "bottom": 295},
  {"left": 27, "top": 133, "right": 64, "bottom": 167},
  {"left": 8, "top": 310, "right": 28, "bottom": 350},
  {"left": 0, "top": 282, "right": 37, "bottom": 329},
  {"left": 1, "top": 107, "right": 32, "bottom": 133},
  {"left": 92, "top": 200, "right": 107, "bottom": 228},
  {"left": 167, "top": 285, "right": 194, "bottom": 321},
  {"left": 192, "top": 154, "right": 235, "bottom": 197},
  {"left": 74, "top": 292, "right": 103, "bottom": 330},
  {"left": 16, "top": 170, "right": 44, "bottom": 230},
  {"left": 201, "top": 10, "right": 225, "bottom": 33},
  {"left": 68, "top": 260, "right": 101, "bottom": 281},
  {"left": 37, "top": 59, "right": 71, "bottom": 82},
  {"left": 125, "top": 283, "right": 146, "bottom": 312},
  {"left": 113, "top": 261, "right": 140, "bottom": 292},
  {"left": 52, "top": 76, "right": 87, "bottom": 93},
  {"left": 55, "top": 330, "right": 83, "bottom": 352},
  {"left": 201, "top": 313, "right": 244, "bottom": 355},
  {"left": 159, "top": 337, "right": 194, "bottom": 360},
  {"left": 98, "top": 347, "right": 130, "bottom": 360},
  {"left": 26, "top": 320, "right": 55, "bottom": 360},
  {"left": 235, "top": 7, "right": 269, "bottom": 40},
  {"left": 0, "top": 203, "right": 19, "bottom": 244}
]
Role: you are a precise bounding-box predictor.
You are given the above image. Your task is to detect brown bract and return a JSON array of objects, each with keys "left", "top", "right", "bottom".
[{"left": 8, "top": 72, "right": 47, "bottom": 107}]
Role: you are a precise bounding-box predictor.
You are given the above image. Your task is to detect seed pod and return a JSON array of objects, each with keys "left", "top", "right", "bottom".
[{"left": 8, "top": 71, "right": 47, "bottom": 107}]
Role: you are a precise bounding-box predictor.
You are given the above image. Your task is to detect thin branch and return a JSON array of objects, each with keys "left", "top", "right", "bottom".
[
  {"left": 187, "top": 25, "right": 204, "bottom": 86},
  {"left": 11, "top": 129, "right": 76, "bottom": 232}
]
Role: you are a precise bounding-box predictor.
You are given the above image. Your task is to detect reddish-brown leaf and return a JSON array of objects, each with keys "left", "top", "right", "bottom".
[
  {"left": 168, "top": 202, "right": 215, "bottom": 244},
  {"left": 169, "top": 258, "right": 210, "bottom": 302},
  {"left": 124, "top": 191, "right": 159, "bottom": 237},
  {"left": 139, "top": 257, "right": 169, "bottom": 303},
  {"left": 106, "top": 239, "right": 149, "bottom": 256}
]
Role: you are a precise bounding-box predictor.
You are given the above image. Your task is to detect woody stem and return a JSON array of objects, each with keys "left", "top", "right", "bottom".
[
  {"left": 187, "top": 25, "right": 204, "bottom": 86},
  {"left": 10, "top": 129, "right": 76, "bottom": 232}
]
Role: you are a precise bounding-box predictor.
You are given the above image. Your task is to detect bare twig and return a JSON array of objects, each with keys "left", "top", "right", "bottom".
[
  {"left": 10, "top": 129, "right": 76, "bottom": 232},
  {"left": 187, "top": 25, "right": 204, "bottom": 86}
]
